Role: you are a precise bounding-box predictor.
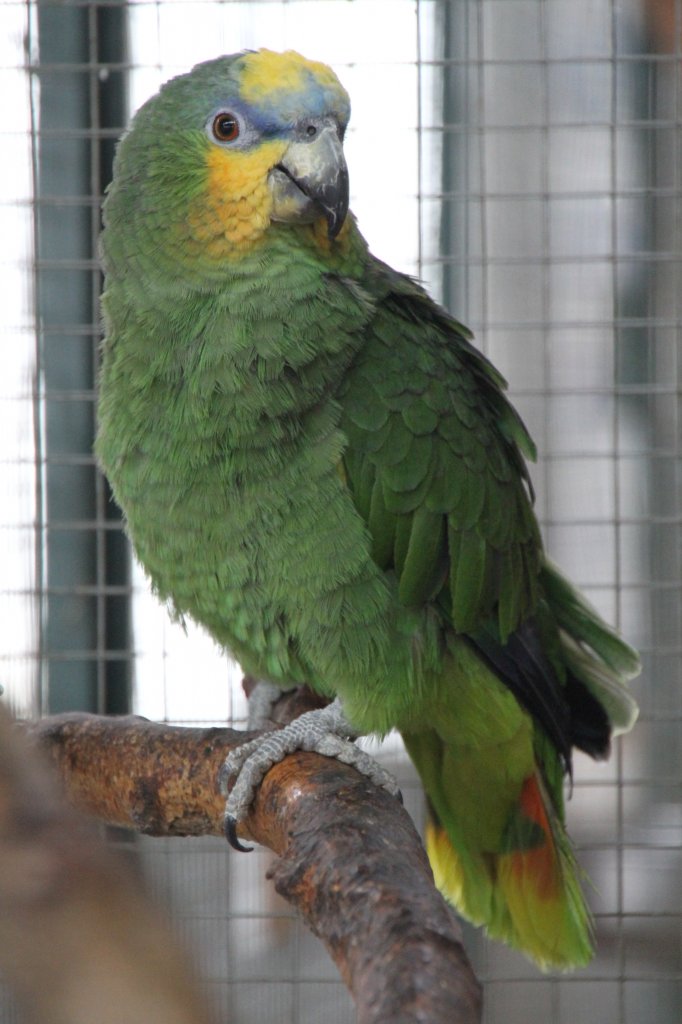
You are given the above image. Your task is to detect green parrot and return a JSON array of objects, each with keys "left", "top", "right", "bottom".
[{"left": 96, "top": 49, "right": 639, "bottom": 970}]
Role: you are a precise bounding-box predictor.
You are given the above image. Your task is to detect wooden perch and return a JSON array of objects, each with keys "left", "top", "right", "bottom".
[
  {"left": 27, "top": 695, "right": 482, "bottom": 1024},
  {"left": 0, "top": 703, "right": 212, "bottom": 1024}
]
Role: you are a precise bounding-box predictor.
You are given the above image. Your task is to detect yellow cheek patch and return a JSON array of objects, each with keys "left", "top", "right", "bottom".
[
  {"left": 188, "top": 140, "right": 287, "bottom": 258},
  {"left": 240, "top": 49, "right": 346, "bottom": 109},
  {"left": 206, "top": 140, "right": 286, "bottom": 202}
]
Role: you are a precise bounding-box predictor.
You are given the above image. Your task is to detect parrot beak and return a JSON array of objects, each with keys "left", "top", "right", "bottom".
[{"left": 269, "top": 125, "right": 349, "bottom": 239}]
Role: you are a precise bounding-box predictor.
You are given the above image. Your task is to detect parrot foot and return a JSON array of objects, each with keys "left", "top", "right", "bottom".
[
  {"left": 246, "top": 680, "right": 292, "bottom": 730},
  {"left": 220, "top": 697, "right": 401, "bottom": 852}
]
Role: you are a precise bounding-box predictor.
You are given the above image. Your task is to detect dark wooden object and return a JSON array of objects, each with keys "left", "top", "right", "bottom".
[{"left": 0, "top": 704, "right": 212, "bottom": 1024}]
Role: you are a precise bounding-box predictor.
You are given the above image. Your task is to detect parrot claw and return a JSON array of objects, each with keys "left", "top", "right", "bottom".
[
  {"left": 223, "top": 813, "right": 253, "bottom": 853},
  {"left": 219, "top": 698, "right": 401, "bottom": 851}
]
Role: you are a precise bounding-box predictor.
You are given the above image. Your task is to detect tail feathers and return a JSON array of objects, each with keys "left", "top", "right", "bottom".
[
  {"left": 425, "top": 818, "right": 496, "bottom": 928},
  {"left": 562, "top": 632, "right": 639, "bottom": 736},
  {"left": 425, "top": 774, "right": 593, "bottom": 971},
  {"left": 565, "top": 669, "right": 612, "bottom": 758},
  {"left": 541, "top": 557, "right": 640, "bottom": 735},
  {"left": 496, "top": 775, "right": 593, "bottom": 969}
]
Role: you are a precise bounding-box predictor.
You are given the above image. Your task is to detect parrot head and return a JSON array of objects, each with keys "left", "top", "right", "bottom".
[{"left": 104, "top": 49, "right": 352, "bottom": 275}]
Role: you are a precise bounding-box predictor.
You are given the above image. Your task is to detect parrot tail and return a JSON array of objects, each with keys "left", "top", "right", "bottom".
[
  {"left": 400, "top": 561, "right": 638, "bottom": 969},
  {"left": 541, "top": 556, "right": 640, "bottom": 744},
  {"left": 403, "top": 730, "right": 593, "bottom": 970}
]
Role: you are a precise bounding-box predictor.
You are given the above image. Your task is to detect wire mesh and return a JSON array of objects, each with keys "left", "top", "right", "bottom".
[{"left": 0, "top": 0, "right": 680, "bottom": 1021}]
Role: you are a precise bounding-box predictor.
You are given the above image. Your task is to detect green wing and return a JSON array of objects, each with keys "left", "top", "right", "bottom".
[{"left": 338, "top": 261, "right": 542, "bottom": 643}]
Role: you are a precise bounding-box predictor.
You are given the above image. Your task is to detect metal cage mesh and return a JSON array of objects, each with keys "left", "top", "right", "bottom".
[{"left": 1, "top": 1, "right": 680, "bottom": 1021}]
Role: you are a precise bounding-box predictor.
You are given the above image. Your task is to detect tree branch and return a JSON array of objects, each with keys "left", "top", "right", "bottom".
[{"left": 27, "top": 700, "right": 482, "bottom": 1024}]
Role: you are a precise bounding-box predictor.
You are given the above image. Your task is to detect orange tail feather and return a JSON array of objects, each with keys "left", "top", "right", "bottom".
[{"left": 495, "top": 774, "right": 593, "bottom": 968}]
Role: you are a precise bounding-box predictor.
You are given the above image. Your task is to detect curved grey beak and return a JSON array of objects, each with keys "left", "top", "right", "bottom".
[{"left": 269, "top": 126, "right": 349, "bottom": 239}]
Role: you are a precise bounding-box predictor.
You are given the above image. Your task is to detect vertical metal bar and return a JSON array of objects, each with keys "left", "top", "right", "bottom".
[
  {"left": 439, "top": 0, "right": 473, "bottom": 321},
  {"left": 538, "top": 0, "right": 550, "bottom": 525},
  {"left": 89, "top": 1, "right": 107, "bottom": 717},
  {"left": 34, "top": 0, "right": 96, "bottom": 714},
  {"left": 608, "top": 4, "right": 626, "bottom": 1021},
  {"left": 416, "top": 0, "right": 423, "bottom": 278},
  {"left": 30, "top": 0, "right": 130, "bottom": 716},
  {"left": 474, "top": 0, "right": 487, "bottom": 353},
  {"left": 95, "top": 0, "right": 132, "bottom": 716},
  {"left": 27, "top": 0, "right": 47, "bottom": 718},
  {"left": 537, "top": 14, "right": 560, "bottom": 1020}
]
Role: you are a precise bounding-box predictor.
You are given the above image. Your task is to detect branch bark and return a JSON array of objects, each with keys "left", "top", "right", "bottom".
[
  {"left": 0, "top": 704, "right": 213, "bottom": 1024},
  {"left": 27, "top": 699, "right": 482, "bottom": 1024}
]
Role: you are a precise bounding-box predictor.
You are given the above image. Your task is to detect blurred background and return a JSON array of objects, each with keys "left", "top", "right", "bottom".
[{"left": 0, "top": 1, "right": 680, "bottom": 1021}]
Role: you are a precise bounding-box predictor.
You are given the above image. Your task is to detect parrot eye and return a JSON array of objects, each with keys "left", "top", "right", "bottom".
[{"left": 212, "top": 112, "right": 240, "bottom": 143}]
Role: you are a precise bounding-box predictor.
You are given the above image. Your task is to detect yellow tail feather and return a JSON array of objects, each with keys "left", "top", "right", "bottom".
[{"left": 425, "top": 774, "right": 593, "bottom": 970}]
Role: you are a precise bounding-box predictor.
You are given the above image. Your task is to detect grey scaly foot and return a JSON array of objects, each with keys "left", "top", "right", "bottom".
[
  {"left": 246, "top": 680, "right": 293, "bottom": 730},
  {"left": 220, "top": 697, "right": 401, "bottom": 851}
]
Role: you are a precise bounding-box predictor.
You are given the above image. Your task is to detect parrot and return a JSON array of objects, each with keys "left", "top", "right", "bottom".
[{"left": 96, "top": 48, "right": 639, "bottom": 970}]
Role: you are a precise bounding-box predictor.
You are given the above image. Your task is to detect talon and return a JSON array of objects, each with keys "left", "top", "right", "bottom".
[
  {"left": 218, "top": 761, "right": 231, "bottom": 796},
  {"left": 219, "top": 698, "right": 400, "bottom": 853},
  {"left": 219, "top": 739, "right": 253, "bottom": 795},
  {"left": 224, "top": 813, "right": 253, "bottom": 852}
]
